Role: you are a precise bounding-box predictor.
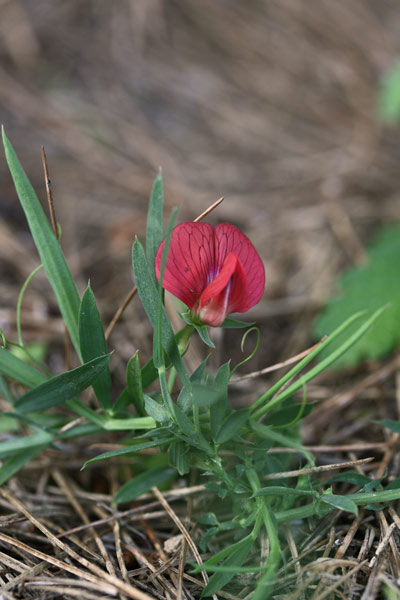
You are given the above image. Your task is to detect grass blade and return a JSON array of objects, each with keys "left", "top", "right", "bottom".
[
  {"left": 79, "top": 284, "right": 112, "bottom": 410},
  {"left": 253, "top": 307, "right": 387, "bottom": 419},
  {"left": 2, "top": 129, "right": 81, "bottom": 355}
]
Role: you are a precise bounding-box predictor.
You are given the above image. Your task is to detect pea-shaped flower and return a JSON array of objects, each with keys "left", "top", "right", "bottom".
[{"left": 155, "top": 222, "right": 265, "bottom": 327}]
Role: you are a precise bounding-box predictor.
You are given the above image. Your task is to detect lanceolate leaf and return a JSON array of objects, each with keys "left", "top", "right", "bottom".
[
  {"left": 79, "top": 284, "right": 112, "bottom": 410},
  {"left": 2, "top": 130, "right": 82, "bottom": 356},
  {"left": 15, "top": 354, "right": 111, "bottom": 414},
  {"left": 132, "top": 239, "right": 191, "bottom": 388},
  {"left": 145, "top": 172, "right": 164, "bottom": 275}
]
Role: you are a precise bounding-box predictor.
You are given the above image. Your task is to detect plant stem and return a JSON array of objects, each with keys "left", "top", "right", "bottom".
[
  {"left": 246, "top": 468, "right": 281, "bottom": 600},
  {"left": 167, "top": 325, "right": 193, "bottom": 393}
]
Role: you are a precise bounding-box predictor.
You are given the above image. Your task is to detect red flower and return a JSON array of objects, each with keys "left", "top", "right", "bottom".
[{"left": 155, "top": 222, "right": 265, "bottom": 327}]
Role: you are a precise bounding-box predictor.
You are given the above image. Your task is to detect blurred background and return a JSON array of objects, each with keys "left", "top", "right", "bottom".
[{"left": 1, "top": 0, "right": 400, "bottom": 380}]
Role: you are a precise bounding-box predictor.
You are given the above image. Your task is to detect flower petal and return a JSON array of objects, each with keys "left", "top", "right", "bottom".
[
  {"left": 198, "top": 253, "right": 249, "bottom": 326},
  {"left": 155, "top": 222, "right": 214, "bottom": 308},
  {"left": 214, "top": 223, "right": 265, "bottom": 308}
]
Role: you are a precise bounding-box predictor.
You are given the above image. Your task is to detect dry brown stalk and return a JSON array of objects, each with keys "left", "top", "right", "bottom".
[{"left": 262, "top": 457, "right": 374, "bottom": 481}]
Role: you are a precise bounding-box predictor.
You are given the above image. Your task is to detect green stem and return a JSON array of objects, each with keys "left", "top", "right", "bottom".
[
  {"left": 246, "top": 468, "right": 281, "bottom": 600},
  {"left": 159, "top": 364, "right": 176, "bottom": 421},
  {"left": 167, "top": 325, "right": 193, "bottom": 393}
]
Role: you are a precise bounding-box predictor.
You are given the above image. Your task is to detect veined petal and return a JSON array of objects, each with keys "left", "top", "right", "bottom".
[
  {"left": 198, "top": 253, "right": 249, "bottom": 327},
  {"left": 155, "top": 222, "right": 214, "bottom": 309},
  {"left": 214, "top": 223, "right": 265, "bottom": 308}
]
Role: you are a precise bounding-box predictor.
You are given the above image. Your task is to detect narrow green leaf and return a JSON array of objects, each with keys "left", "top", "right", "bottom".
[
  {"left": 215, "top": 409, "right": 249, "bottom": 444},
  {"left": 210, "top": 362, "right": 230, "bottom": 439},
  {"left": 0, "top": 347, "right": 47, "bottom": 389},
  {"left": 0, "top": 430, "right": 54, "bottom": 458},
  {"left": 323, "top": 472, "right": 372, "bottom": 487},
  {"left": 253, "top": 307, "right": 387, "bottom": 419},
  {"left": 201, "top": 537, "right": 253, "bottom": 597},
  {"left": 65, "top": 397, "right": 106, "bottom": 427},
  {"left": 79, "top": 284, "right": 112, "bottom": 410},
  {"left": 132, "top": 239, "right": 191, "bottom": 388},
  {"left": 153, "top": 207, "right": 178, "bottom": 369},
  {"left": 249, "top": 420, "right": 314, "bottom": 465},
  {"left": 254, "top": 486, "right": 317, "bottom": 498},
  {"left": 15, "top": 354, "right": 111, "bottom": 414},
  {"left": 2, "top": 130, "right": 81, "bottom": 355},
  {"left": 82, "top": 436, "right": 175, "bottom": 468},
  {"left": 0, "top": 445, "right": 48, "bottom": 485},
  {"left": 321, "top": 493, "right": 358, "bottom": 515},
  {"left": 377, "top": 419, "right": 400, "bottom": 435},
  {"left": 145, "top": 172, "right": 164, "bottom": 274},
  {"left": 114, "top": 466, "right": 176, "bottom": 504}
]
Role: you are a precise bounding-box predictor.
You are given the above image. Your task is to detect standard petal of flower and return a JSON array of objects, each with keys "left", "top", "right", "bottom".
[
  {"left": 214, "top": 223, "right": 265, "bottom": 308},
  {"left": 198, "top": 253, "right": 249, "bottom": 326},
  {"left": 155, "top": 222, "right": 214, "bottom": 308}
]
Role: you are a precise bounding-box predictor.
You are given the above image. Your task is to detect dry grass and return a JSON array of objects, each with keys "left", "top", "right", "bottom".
[{"left": 2, "top": 1, "right": 400, "bottom": 598}]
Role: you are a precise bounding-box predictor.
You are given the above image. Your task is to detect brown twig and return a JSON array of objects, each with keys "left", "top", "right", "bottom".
[
  {"left": 105, "top": 286, "right": 138, "bottom": 341},
  {"left": 262, "top": 457, "right": 374, "bottom": 481},
  {"left": 41, "top": 145, "right": 59, "bottom": 238},
  {"left": 193, "top": 196, "right": 224, "bottom": 222}
]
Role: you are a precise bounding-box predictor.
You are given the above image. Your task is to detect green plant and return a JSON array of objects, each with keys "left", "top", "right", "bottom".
[
  {"left": 2, "top": 129, "right": 400, "bottom": 598},
  {"left": 314, "top": 223, "right": 400, "bottom": 368}
]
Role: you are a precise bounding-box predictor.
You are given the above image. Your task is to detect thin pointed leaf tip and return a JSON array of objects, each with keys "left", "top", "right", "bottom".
[{"left": 155, "top": 222, "right": 265, "bottom": 327}]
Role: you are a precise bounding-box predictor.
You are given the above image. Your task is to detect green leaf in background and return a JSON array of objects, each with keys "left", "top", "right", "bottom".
[
  {"left": 114, "top": 466, "right": 176, "bottom": 504},
  {"left": 377, "top": 419, "right": 400, "bottom": 436},
  {"left": 15, "top": 354, "right": 111, "bottom": 414},
  {"left": 314, "top": 223, "right": 400, "bottom": 367},
  {"left": 0, "top": 430, "right": 54, "bottom": 459},
  {"left": 379, "top": 59, "right": 400, "bottom": 124},
  {"left": 0, "top": 445, "right": 48, "bottom": 486},
  {"left": 145, "top": 172, "right": 164, "bottom": 275},
  {"left": 79, "top": 284, "right": 112, "bottom": 411},
  {"left": 2, "top": 130, "right": 82, "bottom": 356},
  {"left": 0, "top": 347, "right": 47, "bottom": 390}
]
